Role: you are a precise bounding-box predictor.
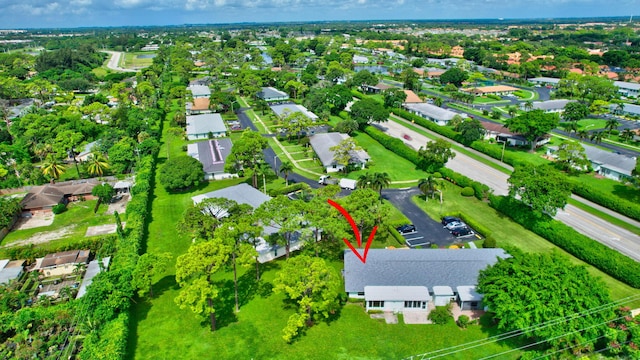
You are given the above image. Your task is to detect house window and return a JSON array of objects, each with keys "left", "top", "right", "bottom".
[
  {"left": 357, "top": 292, "right": 364, "bottom": 296},
  {"left": 404, "top": 301, "right": 423, "bottom": 308},
  {"left": 368, "top": 301, "right": 384, "bottom": 308},
  {"left": 471, "top": 302, "right": 478, "bottom": 307}
]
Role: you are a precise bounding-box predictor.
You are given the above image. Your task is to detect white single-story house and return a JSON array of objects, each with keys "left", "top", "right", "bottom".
[
  {"left": 186, "top": 113, "right": 227, "bottom": 140},
  {"left": 361, "top": 82, "right": 393, "bottom": 94},
  {"left": 353, "top": 55, "right": 369, "bottom": 64},
  {"left": 432, "top": 286, "right": 455, "bottom": 306},
  {"left": 404, "top": 103, "right": 467, "bottom": 126},
  {"left": 257, "top": 87, "right": 289, "bottom": 102},
  {"left": 583, "top": 144, "right": 636, "bottom": 181},
  {"left": 529, "top": 77, "right": 561, "bottom": 86},
  {"left": 609, "top": 103, "right": 640, "bottom": 116},
  {"left": 344, "top": 249, "right": 509, "bottom": 313},
  {"left": 187, "top": 84, "right": 211, "bottom": 98},
  {"left": 364, "top": 286, "right": 429, "bottom": 312},
  {"left": 529, "top": 99, "right": 576, "bottom": 113},
  {"left": 457, "top": 286, "right": 484, "bottom": 311},
  {"left": 0, "top": 259, "right": 25, "bottom": 285},
  {"left": 309, "top": 132, "right": 370, "bottom": 173},
  {"left": 187, "top": 138, "right": 234, "bottom": 180},
  {"left": 270, "top": 103, "right": 319, "bottom": 121},
  {"left": 461, "top": 85, "right": 519, "bottom": 96},
  {"left": 613, "top": 81, "right": 640, "bottom": 98},
  {"left": 76, "top": 141, "right": 100, "bottom": 162}
]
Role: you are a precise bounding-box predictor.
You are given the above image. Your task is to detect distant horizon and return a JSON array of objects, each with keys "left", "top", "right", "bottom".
[{"left": 0, "top": 0, "right": 637, "bottom": 29}]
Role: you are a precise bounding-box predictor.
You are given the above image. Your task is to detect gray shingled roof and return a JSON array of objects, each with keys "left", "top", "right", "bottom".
[
  {"left": 191, "top": 183, "right": 271, "bottom": 209},
  {"left": 457, "top": 286, "right": 482, "bottom": 302},
  {"left": 614, "top": 81, "right": 640, "bottom": 91},
  {"left": 186, "top": 113, "right": 227, "bottom": 136},
  {"left": 364, "top": 286, "right": 429, "bottom": 301},
  {"left": 583, "top": 144, "right": 637, "bottom": 176},
  {"left": 531, "top": 99, "right": 575, "bottom": 111},
  {"left": 0, "top": 260, "right": 23, "bottom": 285},
  {"left": 270, "top": 104, "right": 318, "bottom": 121},
  {"left": 187, "top": 84, "right": 211, "bottom": 97},
  {"left": 257, "top": 87, "right": 289, "bottom": 101},
  {"left": 404, "top": 103, "right": 462, "bottom": 122},
  {"left": 309, "top": 132, "right": 370, "bottom": 167},
  {"left": 529, "top": 77, "right": 560, "bottom": 84},
  {"left": 187, "top": 138, "right": 233, "bottom": 174},
  {"left": 344, "top": 249, "right": 509, "bottom": 293},
  {"left": 609, "top": 103, "right": 640, "bottom": 116}
]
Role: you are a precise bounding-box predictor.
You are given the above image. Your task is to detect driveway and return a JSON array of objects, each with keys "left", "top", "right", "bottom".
[{"left": 382, "top": 117, "right": 640, "bottom": 262}]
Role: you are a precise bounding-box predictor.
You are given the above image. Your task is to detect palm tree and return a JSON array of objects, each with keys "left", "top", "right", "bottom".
[
  {"left": 614, "top": 102, "right": 625, "bottom": 115},
  {"left": 418, "top": 176, "right": 438, "bottom": 201},
  {"left": 620, "top": 129, "right": 635, "bottom": 143},
  {"left": 41, "top": 154, "right": 66, "bottom": 180},
  {"left": 576, "top": 130, "right": 589, "bottom": 141},
  {"left": 605, "top": 118, "right": 620, "bottom": 135},
  {"left": 370, "top": 172, "right": 391, "bottom": 201},
  {"left": 507, "top": 105, "right": 518, "bottom": 118},
  {"left": 524, "top": 100, "right": 533, "bottom": 111},
  {"left": 357, "top": 173, "right": 374, "bottom": 190},
  {"left": 590, "top": 131, "right": 605, "bottom": 144},
  {"left": 86, "top": 153, "right": 109, "bottom": 177},
  {"left": 434, "top": 97, "right": 444, "bottom": 107},
  {"left": 279, "top": 161, "right": 294, "bottom": 186},
  {"left": 565, "top": 121, "right": 578, "bottom": 135}
]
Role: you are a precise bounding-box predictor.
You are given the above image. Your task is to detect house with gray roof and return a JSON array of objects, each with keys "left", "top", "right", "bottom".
[
  {"left": 309, "top": 132, "right": 370, "bottom": 173},
  {"left": 609, "top": 103, "right": 640, "bottom": 117},
  {"left": 76, "top": 257, "right": 110, "bottom": 299},
  {"left": 187, "top": 84, "right": 211, "bottom": 98},
  {"left": 403, "top": 103, "right": 466, "bottom": 126},
  {"left": 0, "top": 259, "right": 24, "bottom": 285},
  {"left": 257, "top": 87, "right": 289, "bottom": 102},
  {"left": 529, "top": 99, "right": 576, "bottom": 113},
  {"left": 344, "top": 249, "right": 509, "bottom": 312},
  {"left": 457, "top": 286, "right": 484, "bottom": 310},
  {"left": 186, "top": 113, "right": 227, "bottom": 140},
  {"left": 583, "top": 144, "right": 637, "bottom": 181},
  {"left": 529, "top": 77, "right": 561, "bottom": 86},
  {"left": 613, "top": 81, "right": 640, "bottom": 97},
  {"left": 270, "top": 103, "right": 318, "bottom": 121},
  {"left": 187, "top": 138, "right": 234, "bottom": 180},
  {"left": 192, "top": 183, "right": 271, "bottom": 214}
]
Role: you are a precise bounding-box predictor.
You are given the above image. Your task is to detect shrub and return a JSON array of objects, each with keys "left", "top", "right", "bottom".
[
  {"left": 483, "top": 236, "right": 497, "bottom": 248},
  {"left": 432, "top": 172, "right": 442, "bottom": 178},
  {"left": 568, "top": 179, "right": 640, "bottom": 222},
  {"left": 52, "top": 203, "right": 67, "bottom": 214},
  {"left": 387, "top": 224, "right": 406, "bottom": 246},
  {"left": 428, "top": 304, "right": 453, "bottom": 325},
  {"left": 457, "top": 314, "right": 470, "bottom": 328},
  {"left": 482, "top": 109, "right": 489, "bottom": 115},
  {"left": 364, "top": 126, "right": 421, "bottom": 165},
  {"left": 268, "top": 183, "right": 311, "bottom": 196},
  {"left": 461, "top": 187, "right": 474, "bottom": 197}
]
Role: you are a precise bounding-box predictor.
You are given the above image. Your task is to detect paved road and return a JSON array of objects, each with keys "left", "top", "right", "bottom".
[
  {"left": 381, "top": 117, "right": 640, "bottom": 262},
  {"left": 102, "top": 50, "right": 138, "bottom": 73}
]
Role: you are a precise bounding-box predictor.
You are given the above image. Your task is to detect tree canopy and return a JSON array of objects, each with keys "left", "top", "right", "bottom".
[
  {"left": 158, "top": 155, "right": 204, "bottom": 191},
  {"left": 349, "top": 98, "right": 389, "bottom": 129},
  {"left": 417, "top": 138, "right": 456, "bottom": 172},
  {"left": 504, "top": 110, "right": 559, "bottom": 151},
  {"left": 439, "top": 67, "right": 468, "bottom": 87},
  {"left": 508, "top": 164, "right": 572, "bottom": 216}
]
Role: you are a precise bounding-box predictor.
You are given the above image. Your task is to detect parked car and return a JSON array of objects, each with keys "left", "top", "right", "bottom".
[
  {"left": 441, "top": 216, "right": 461, "bottom": 226},
  {"left": 396, "top": 224, "right": 417, "bottom": 235},
  {"left": 403, "top": 134, "right": 412, "bottom": 140},
  {"left": 452, "top": 227, "right": 473, "bottom": 237},
  {"left": 445, "top": 221, "right": 465, "bottom": 230}
]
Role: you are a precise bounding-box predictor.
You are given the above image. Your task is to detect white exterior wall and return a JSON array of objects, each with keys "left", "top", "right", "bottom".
[
  {"left": 187, "top": 131, "right": 226, "bottom": 141},
  {"left": 434, "top": 295, "right": 452, "bottom": 307},
  {"left": 366, "top": 300, "right": 428, "bottom": 312}
]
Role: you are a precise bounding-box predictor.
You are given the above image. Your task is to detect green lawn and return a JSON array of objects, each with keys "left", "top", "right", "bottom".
[
  {"left": 577, "top": 119, "right": 607, "bottom": 131},
  {"left": 513, "top": 89, "right": 538, "bottom": 100},
  {"left": 122, "top": 52, "right": 155, "bottom": 68},
  {"left": 572, "top": 172, "right": 640, "bottom": 205},
  {"left": 412, "top": 187, "right": 640, "bottom": 306},
  {"left": 349, "top": 131, "right": 430, "bottom": 182}
]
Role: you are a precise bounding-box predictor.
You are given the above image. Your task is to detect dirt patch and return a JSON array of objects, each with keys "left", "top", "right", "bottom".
[
  {"left": 105, "top": 194, "right": 131, "bottom": 215},
  {"left": 85, "top": 223, "right": 126, "bottom": 237},
  {"left": 13, "top": 213, "right": 55, "bottom": 230},
  {"left": 2, "top": 224, "right": 76, "bottom": 248}
]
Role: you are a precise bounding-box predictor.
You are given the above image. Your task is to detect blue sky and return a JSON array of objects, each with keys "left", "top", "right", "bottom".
[{"left": 0, "top": 0, "right": 638, "bottom": 29}]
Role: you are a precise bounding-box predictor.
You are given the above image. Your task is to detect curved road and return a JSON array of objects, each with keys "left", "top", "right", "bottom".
[
  {"left": 380, "top": 118, "right": 640, "bottom": 262},
  {"left": 102, "top": 50, "right": 138, "bottom": 73}
]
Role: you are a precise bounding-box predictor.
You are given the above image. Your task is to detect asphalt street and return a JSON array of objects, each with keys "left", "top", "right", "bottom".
[{"left": 381, "top": 117, "right": 640, "bottom": 262}]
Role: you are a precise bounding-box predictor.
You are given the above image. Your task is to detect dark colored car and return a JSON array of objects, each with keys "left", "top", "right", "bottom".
[
  {"left": 396, "top": 224, "right": 417, "bottom": 235},
  {"left": 441, "top": 216, "right": 461, "bottom": 226},
  {"left": 452, "top": 227, "right": 473, "bottom": 237}
]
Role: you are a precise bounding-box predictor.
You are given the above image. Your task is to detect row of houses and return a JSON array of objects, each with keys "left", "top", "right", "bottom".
[{"left": 529, "top": 77, "right": 640, "bottom": 98}]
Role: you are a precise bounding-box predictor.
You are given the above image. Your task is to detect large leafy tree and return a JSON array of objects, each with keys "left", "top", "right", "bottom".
[
  {"left": 158, "top": 155, "right": 204, "bottom": 191},
  {"left": 132, "top": 252, "right": 172, "bottom": 298},
  {"left": 256, "top": 196, "right": 308, "bottom": 259},
  {"left": 350, "top": 70, "right": 378, "bottom": 89},
  {"left": 175, "top": 239, "right": 230, "bottom": 331},
  {"left": 555, "top": 140, "right": 590, "bottom": 174},
  {"left": 382, "top": 88, "right": 407, "bottom": 108},
  {"left": 562, "top": 102, "right": 589, "bottom": 122},
  {"left": 228, "top": 130, "right": 268, "bottom": 188},
  {"left": 508, "top": 164, "right": 572, "bottom": 216},
  {"left": 456, "top": 118, "right": 486, "bottom": 145},
  {"left": 329, "top": 137, "right": 362, "bottom": 171},
  {"left": 417, "top": 138, "right": 455, "bottom": 172},
  {"left": 176, "top": 198, "right": 243, "bottom": 241},
  {"left": 439, "top": 67, "right": 468, "bottom": 87},
  {"left": 478, "top": 252, "right": 613, "bottom": 354},
  {"left": 274, "top": 255, "right": 342, "bottom": 343},
  {"left": 349, "top": 98, "right": 389, "bottom": 129},
  {"left": 504, "top": 110, "right": 559, "bottom": 152},
  {"left": 341, "top": 188, "right": 390, "bottom": 241}
]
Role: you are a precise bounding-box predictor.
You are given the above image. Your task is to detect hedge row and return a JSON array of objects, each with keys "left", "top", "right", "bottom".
[
  {"left": 569, "top": 179, "right": 640, "bottom": 222},
  {"left": 439, "top": 168, "right": 491, "bottom": 200},
  {"left": 363, "top": 126, "right": 421, "bottom": 165},
  {"left": 268, "top": 182, "right": 311, "bottom": 196},
  {"left": 391, "top": 108, "right": 462, "bottom": 142},
  {"left": 489, "top": 195, "right": 640, "bottom": 288},
  {"left": 442, "top": 211, "right": 492, "bottom": 239},
  {"left": 386, "top": 224, "right": 407, "bottom": 246}
]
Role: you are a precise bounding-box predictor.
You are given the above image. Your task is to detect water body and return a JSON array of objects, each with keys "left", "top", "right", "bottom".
[
  {"left": 354, "top": 65, "right": 389, "bottom": 74},
  {"left": 137, "top": 54, "right": 156, "bottom": 59}
]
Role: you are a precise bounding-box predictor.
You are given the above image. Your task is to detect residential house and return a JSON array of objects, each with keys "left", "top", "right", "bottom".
[
  {"left": 257, "top": 87, "right": 290, "bottom": 102},
  {"left": 0, "top": 259, "right": 25, "bottom": 285},
  {"left": 361, "top": 82, "right": 393, "bottom": 94},
  {"left": 189, "top": 77, "right": 213, "bottom": 86},
  {"left": 461, "top": 85, "right": 519, "bottom": 96},
  {"left": 344, "top": 249, "right": 509, "bottom": 313},
  {"left": 187, "top": 138, "right": 234, "bottom": 180},
  {"left": 187, "top": 84, "right": 211, "bottom": 98},
  {"left": 450, "top": 45, "right": 465, "bottom": 58},
  {"left": 76, "top": 140, "right": 99, "bottom": 162},
  {"left": 20, "top": 178, "right": 103, "bottom": 213},
  {"left": 613, "top": 81, "right": 640, "bottom": 98},
  {"left": 309, "top": 132, "right": 370, "bottom": 173},
  {"left": 481, "top": 121, "right": 550, "bottom": 148},
  {"left": 403, "top": 103, "right": 466, "bottom": 126},
  {"left": 270, "top": 104, "right": 319, "bottom": 122},
  {"left": 432, "top": 286, "right": 455, "bottom": 306},
  {"left": 457, "top": 286, "right": 484, "bottom": 310},
  {"left": 529, "top": 99, "right": 576, "bottom": 113},
  {"left": 33, "top": 249, "right": 90, "bottom": 277},
  {"left": 583, "top": 145, "right": 636, "bottom": 181},
  {"left": 186, "top": 97, "right": 212, "bottom": 115},
  {"left": 353, "top": 55, "right": 369, "bottom": 64},
  {"left": 403, "top": 90, "right": 423, "bottom": 104},
  {"left": 529, "top": 77, "right": 561, "bottom": 86},
  {"left": 609, "top": 103, "right": 640, "bottom": 117},
  {"left": 186, "top": 113, "right": 227, "bottom": 140}
]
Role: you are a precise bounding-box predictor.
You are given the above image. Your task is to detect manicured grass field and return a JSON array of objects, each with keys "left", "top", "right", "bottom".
[
  {"left": 122, "top": 52, "right": 155, "bottom": 68},
  {"left": 412, "top": 187, "right": 640, "bottom": 306},
  {"left": 577, "top": 119, "right": 607, "bottom": 131},
  {"left": 573, "top": 172, "right": 640, "bottom": 205}
]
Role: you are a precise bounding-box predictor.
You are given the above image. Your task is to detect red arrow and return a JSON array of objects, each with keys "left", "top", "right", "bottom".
[{"left": 327, "top": 199, "right": 378, "bottom": 264}]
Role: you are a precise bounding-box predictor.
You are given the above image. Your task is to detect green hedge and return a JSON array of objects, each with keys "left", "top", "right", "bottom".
[
  {"left": 489, "top": 195, "right": 640, "bottom": 288},
  {"left": 439, "top": 168, "right": 491, "bottom": 200},
  {"left": 386, "top": 224, "right": 406, "bottom": 246},
  {"left": 363, "top": 126, "right": 421, "bottom": 165},
  {"left": 0, "top": 235, "right": 115, "bottom": 263},
  {"left": 391, "top": 108, "right": 462, "bottom": 142},
  {"left": 442, "top": 211, "right": 491, "bottom": 238},
  {"left": 569, "top": 179, "right": 640, "bottom": 222},
  {"left": 268, "top": 182, "right": 311, "bottom": 196}
]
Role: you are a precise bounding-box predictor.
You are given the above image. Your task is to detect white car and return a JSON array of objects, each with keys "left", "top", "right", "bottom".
[{"left": 445, "top": 221, "right": 465, "bottom": 230}]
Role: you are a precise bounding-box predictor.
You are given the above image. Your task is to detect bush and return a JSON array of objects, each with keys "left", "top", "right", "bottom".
[
  {"left": 460, "top": 187, "right": 474, "bottom": 197},
  {"left": 568, "top": 179, "right": 640, "bottom": 222},
  {"left": 439, "top": 168, "right": 490, "bottom": 200},
  {"left": 489, "top": 195, "right": 640, "bottom": 288},
  {"left": 428, "top": 304, "right": 453, "bottom": 325},
  {"left": 432, "top": 172, "right": 442, "bottom": 179},
  {"left": 268, "top": 182, "right": 310, "bottom": 196},
  {"left": 457, "top": 314, "right": 470, "bottom": 328},
  {"left": 364, "top": 126, "right": 421, "bottom": 165},
  {"left": 387, "top": 224, "right": 406, "bottom": 246},
  {"left": 52, "top": 203, "right": 67, "bottom": 214},
  {"left": 158, "top": 155, "right": 204, "bottom": 191},
  {"left": 483, "top": 236, "right": 497, "bottom": 248},
  {"left": 482, "top": 109, "right": 489, "bottom": 115}
]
